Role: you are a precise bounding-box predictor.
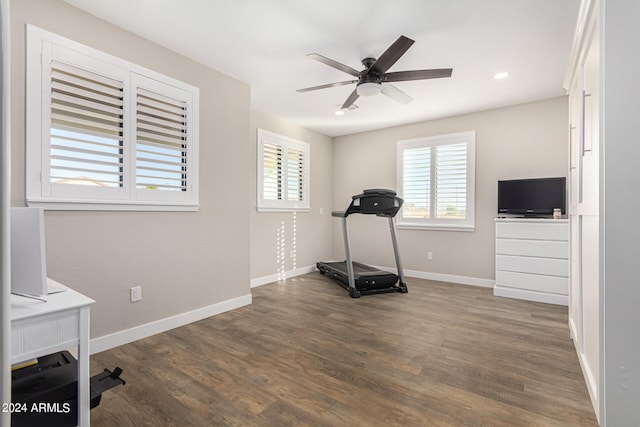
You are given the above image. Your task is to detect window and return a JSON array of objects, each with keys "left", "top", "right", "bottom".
[
  {"left": 397, "top": 131, "right": 475, "bottom": 230},
  {"left": 26, "top": 25, "right": 199, "bottom": 210},
  {"left": 257, "top": 129, "right": 310, "bottom": 212}
]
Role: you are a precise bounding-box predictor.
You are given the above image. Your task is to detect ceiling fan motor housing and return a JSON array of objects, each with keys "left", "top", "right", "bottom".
[
  {"left": 357, "top": 60, "right": 383, "bottom": 96},
  {"left": 360, "top": 58, "right": 382, "bottom": 82},
  {"left": 359, "top": 72, "right": 380, "bottom": 84}
]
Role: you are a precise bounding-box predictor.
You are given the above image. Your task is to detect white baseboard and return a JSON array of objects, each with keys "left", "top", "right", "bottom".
[
  {"left": 569, "top": 317, "right": 578, "bottom": 341},
  {"left": 371, "top": 264, "right": 493, "bottom": 288},
  {"left": 572, "top": 333, "right": 601, "bottom": 423},
  {"left": 402, "top": 268, "right": 494, "bottom": 288},
  {"left": 493, "top": 285, "right": 568, "bottom": 306},
  {"left": 250, "top": 263, "right": 494, "bottom": 289},
  {"left": 251, "top": 265, "right": 317, "bottom": 288},
  {"left": 90, "top": 293, "right": 252, "bottom": 354}
]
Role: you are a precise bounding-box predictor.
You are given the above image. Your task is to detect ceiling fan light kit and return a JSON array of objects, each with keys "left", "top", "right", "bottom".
[
  {"left": 297, "top": 35, "right": 453, "bottom": 110},
  {"left": 357, "top": 82, "right": 382, "bottom": 97}
]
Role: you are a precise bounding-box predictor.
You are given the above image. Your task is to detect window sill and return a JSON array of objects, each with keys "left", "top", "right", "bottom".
[
  {"left": 27, "top": 198, "right": 199, "bottom": 212},
  {"left": 256, "top": 206, "right": 311, "bottom": 213},
  {"left": 397, "top": 223, "right": 475, "bottom": 232}
]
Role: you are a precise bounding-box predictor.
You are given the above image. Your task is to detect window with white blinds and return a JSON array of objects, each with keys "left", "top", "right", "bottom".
[
  {"left": 135, "top": 87, "right": 188, "bottom": 192},
  {"left": 257, "top": 129, "right": 310, "bottom": 212},
  {"left": 26, "top": 25, "right": 199, "bottom": 211},
  {"left": 397, "top": 131, "right": 475, "bottom": 230},
  {"left": 286, "top": 147, "right": 305, "bottom": 202},
  {"left": 49, "top": 61, "right": 125, "bottom": 189},
  {"left": 262, "top": 142, "right": 283, "bottom": 201}
]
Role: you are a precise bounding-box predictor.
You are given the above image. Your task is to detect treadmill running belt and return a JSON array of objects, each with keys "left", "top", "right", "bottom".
[{"left": 317, "top": 261, "right": 399, "bottom": 290}]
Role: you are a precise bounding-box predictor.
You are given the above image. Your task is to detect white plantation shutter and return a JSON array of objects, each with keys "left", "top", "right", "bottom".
[
  {"left": 287, "top": 147, "right": 305, "bottom": 202},
  {"left": 402, "top": 147, "right": 431, "bottom": 219},
  {"left": 49, "top": 61, "right": 125, "bottom": 188},
  {"left": 397, "top": 132, "right": 475, "bottom": 230},
  {"left": 435, "top": 143, "right": 467, "bottom": 219},
  {"left": 26, "top": 25, "right": 199, "bottom": 210},
  {"left": 257, "top": 129, "right": 310, "bottom": 212},
  {"left": 262, "top": 142, "right": 283, "bottom": 201},
  {"left": 135, "top": 87, "right": 188, "bottom": 191}
]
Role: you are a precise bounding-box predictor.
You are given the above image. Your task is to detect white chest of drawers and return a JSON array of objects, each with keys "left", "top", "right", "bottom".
[{"left": 494, "top": 218, "right": 569, "bottom": 305}]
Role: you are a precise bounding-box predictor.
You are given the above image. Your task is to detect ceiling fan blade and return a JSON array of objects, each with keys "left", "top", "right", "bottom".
[
  {"left": 385, "top": 68, "right": 453, "bottom": 82},
  {"left": 381, "top": 84, "right": 413, "bottom": 105},
  {"left": 369, "top": 35, "right": 415, "bottom": 75},
  {"left": 296, "top": 80, "right": 358, "bottom": 93},
  {"left": 307, "top": 53, "right": 360, "bottom": 77},
  {"left": 341, "top": 89, "right": 359, "bottom": 109}
]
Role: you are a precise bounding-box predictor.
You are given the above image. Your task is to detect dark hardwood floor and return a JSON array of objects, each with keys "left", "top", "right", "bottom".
[{"left": 90, "top": 273, "right": 597, "bottom": 426}]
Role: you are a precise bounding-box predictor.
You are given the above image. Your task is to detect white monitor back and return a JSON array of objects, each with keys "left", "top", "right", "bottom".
[{"left": 11, "top": 207, "right": 48, "bottom": 296}]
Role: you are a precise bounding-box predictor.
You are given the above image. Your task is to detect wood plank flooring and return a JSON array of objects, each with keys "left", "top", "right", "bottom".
[{"left": 90, "top": 274, "right": 597, "bottom": 426}]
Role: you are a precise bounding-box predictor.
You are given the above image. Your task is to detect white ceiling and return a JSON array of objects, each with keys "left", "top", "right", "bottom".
[{"left": 63, "top": 0, "right": 580, "bottom": 137}]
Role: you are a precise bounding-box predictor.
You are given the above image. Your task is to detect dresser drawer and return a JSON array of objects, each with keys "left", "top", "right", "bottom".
[
  {"left": 496, "top": 238, "right": 568, "bottom": 259},
  {"left": 496, "top": 270, "right": 568, "bottom": 295},
  {"left": 496, "top": 254, "right": 568, "bottom": 277},
  {"left": 496, "top": 221, "right": 568, "bottom": 241}
]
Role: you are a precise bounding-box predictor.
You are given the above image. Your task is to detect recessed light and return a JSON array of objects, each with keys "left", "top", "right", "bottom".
[
  {"left": 335, "top": 109, "right": 345, "bottom": 116},
  {"left": 494, "top": 71, "right": 510, "bottom": 80}
]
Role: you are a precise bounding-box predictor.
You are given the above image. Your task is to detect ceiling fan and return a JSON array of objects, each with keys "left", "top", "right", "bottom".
[{"left": 297, "top": 35, "right": 453, "bottom": 110}]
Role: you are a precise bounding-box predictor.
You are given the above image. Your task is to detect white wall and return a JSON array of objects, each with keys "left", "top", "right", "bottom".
[
  {"left": 601, "top": 0, "right": 640, "bottom": 423},
  {"left": 10, "top": 0, "right": 252, "bottom": 341},
  {"left": 332, "top": 97, "right": 568, "bottom": 284},
  {"left": 250, "top": 110, "right": 333, "bottom": 285}
]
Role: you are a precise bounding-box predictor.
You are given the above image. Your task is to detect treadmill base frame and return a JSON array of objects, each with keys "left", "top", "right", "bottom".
[{"left": 317, "top": 261, "right": 408, "bottom": 298}]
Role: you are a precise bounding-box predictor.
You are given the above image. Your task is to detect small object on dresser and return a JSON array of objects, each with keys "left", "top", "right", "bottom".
[{"left": 553, "top": 208, "right": 561, "bottom": 219}]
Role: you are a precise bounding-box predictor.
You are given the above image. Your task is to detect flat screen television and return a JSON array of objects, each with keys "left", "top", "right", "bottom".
[{"left": 497, "top": 177, "right": 566, "bottom": 216}]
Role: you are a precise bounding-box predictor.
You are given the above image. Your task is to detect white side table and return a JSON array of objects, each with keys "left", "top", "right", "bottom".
[{"left": 11, "top": 278, "right": 95, "bottom": 426}]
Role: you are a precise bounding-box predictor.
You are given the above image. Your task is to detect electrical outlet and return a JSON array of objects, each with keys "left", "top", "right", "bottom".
[
  {"left": 427, "top": 251, "right": 433, "bottom": 261},
  {"left": 130, "top": 286, "right": 142, "bottom": 302}
]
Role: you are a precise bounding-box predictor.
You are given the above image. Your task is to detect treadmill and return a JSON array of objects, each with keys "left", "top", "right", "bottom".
[{"left": 316, "top": 189, "right": 408, "bottom": 298}]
